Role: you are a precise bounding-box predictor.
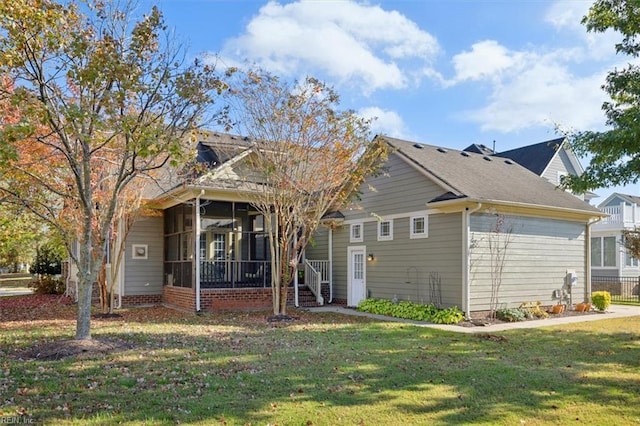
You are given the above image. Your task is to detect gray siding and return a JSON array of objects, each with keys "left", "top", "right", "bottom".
[
  {"left": 469, "top": 213, "right": 586, "bottom": 311},
  {"left": 331, "top": 213, "right": 463, "bottom": 308},
  {"left": 346, "top": 152, "right": 449, "bottom": 219},
  {"left": 323, "top": 152, "right": 465, "bottom": 307},
  {"left": 124, "top": 215, "right": 164, "bottom": 295},
  {"left": 306, "top": 226, "right": 329, "bottom": 260}
]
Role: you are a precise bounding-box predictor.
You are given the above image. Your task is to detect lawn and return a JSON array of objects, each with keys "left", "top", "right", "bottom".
[{"left": 1, "top": 295, "right": 639, "bottom": 425}]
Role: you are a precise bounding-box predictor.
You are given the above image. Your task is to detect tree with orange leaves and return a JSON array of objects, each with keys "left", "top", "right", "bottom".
[
  {"left": 228, "top": 70, "right": 388, "bottom": 316},
  {"left": 0, "top": 0, "right": 228, "bottom": 339}
]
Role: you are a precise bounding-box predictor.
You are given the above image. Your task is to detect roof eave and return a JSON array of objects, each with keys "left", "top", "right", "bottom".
[{"left": 428, "top": 197, "right": 606, "bottom": 221}]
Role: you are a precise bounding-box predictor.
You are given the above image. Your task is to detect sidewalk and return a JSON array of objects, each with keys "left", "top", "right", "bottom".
[
  {"left": 306, "top": 304, "right": 640, "bottom": 334},
  {"left": 0, "top": 287, "right": 33, "bottom": 297}
]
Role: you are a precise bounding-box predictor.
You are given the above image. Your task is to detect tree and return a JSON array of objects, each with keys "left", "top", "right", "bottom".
[
  {"left": 0, "top": 0, "right": 227, "bottom": 339},
  {"left": 228, "top": 70, "right": 387, "bottom": 316},
  {"left": 487, "top": 213, "right": 513, "bottom": 319},
  {"left": 563, "top": 0, "right": 640, "bottom": 194}
]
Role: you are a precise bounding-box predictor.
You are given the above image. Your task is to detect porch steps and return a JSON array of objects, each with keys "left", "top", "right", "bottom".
[{"left": 296, "top": 285, "right": 325, "bottom": 308}]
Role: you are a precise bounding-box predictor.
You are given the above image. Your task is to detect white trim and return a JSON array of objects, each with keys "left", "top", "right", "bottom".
[
  {"left": 350, "top": 222, "right": 363, "bottom": 243},
  {"left": 377, "top": 219, "right": 393, "bottom": 241},
  {"left": 410, "top": 215, "right": 428, "bottom": 239},
  {"left": 132, "top": 244, "right": 148, "bottom": 260},
  {"left": 347, "top": 245, "right": 366, "bottom": 307},
  {"left": 343, "top": 209, "right": 437, "bottom": 225}
]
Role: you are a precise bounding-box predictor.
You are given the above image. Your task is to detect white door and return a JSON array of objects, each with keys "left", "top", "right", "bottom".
[{"left": 347, "top": 246, "right": 366, "bottom": 307}]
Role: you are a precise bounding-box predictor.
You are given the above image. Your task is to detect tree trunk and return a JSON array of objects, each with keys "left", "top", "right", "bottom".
[{"left": 75, "top": 277, "right": 93, "bottom": 340}]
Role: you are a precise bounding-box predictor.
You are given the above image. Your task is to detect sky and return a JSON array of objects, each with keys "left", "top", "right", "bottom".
[{"left": 146, "top": 0, "right": 638, "bottom": 202}]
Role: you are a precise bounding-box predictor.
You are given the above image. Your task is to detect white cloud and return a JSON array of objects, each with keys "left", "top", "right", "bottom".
[
  {"left": 465, "top": 59, "right": 608, "bottom": 133},
  {"left": 450, "top": 40, "right": 522, "bottom": 84},
  {"left": 218, "top": 1, "right": 441, "bottom": 93},
  {"left": 358, "top": 106, "right": 408, "bottom": 138}
]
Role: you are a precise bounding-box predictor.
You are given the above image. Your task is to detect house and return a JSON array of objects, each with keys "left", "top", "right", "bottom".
[
  {"left": 67, "top": 132, "right": 606, "bottom": 316},
  {"left": 591, "top": 193, "right": 640, "bottom": 276},
  {"left": 464, "top": 137, "right": 597, "bottom": 202},
  {"left": 306, "top": 135, "right": 605, "bottom": 314},
  {"left": 66, "top": 132, "right": 332, "bottom": 311}
]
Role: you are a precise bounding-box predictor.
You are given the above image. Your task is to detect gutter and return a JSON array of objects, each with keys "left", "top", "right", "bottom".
[
  {"left": 462, "top": 202, "right": 482, "bottom": 319},
  {"left": 431, "top": 197, "right": 606, "bottom": 219},
  {"left": 195, "top": 189, "right": 205, "bottom": 312}
]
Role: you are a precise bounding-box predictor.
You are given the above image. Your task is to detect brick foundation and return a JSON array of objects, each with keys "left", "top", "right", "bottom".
[
  {"left": 121, "top": 294, "right": 162, "bottom": 307},
  {"left": 163, "top": 286, "right": 196, "bottom": 311},
  {"left": 161, "top": 285, "right": 331, "bottom": 311}
]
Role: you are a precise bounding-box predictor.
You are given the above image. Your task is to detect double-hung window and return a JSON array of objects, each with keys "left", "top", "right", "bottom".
[
  {"left": 410, "top": 216, "right": 428, "bottom": 239},
  {"left": 378, "top": 219, "right": 393, "bottom": 241}
]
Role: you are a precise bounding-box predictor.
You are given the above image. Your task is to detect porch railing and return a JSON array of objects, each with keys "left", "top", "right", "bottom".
[
  {"left": 200, "top": 260, "right": 271, "bottom": 289},
  {"left": 592, "top": 275, "right": 640, "bottom": 303},
  {"left": 304, "top": 259, "right": 324, "bottom": 305},
  {"left": 306, "top": 260, "right": 330, "bottom": 283}
]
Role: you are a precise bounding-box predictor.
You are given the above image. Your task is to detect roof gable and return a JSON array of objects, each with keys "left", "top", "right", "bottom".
[
  {"left": 380, "top": 136, "right": 601, "bottom": 216},
  {"left": 492, "top": 137, "right": 565, "bottom": 176}
]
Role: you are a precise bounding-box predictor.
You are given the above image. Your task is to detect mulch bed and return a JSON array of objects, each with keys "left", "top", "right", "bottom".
[
  {"left": 458, "top": 308, "right": 602, "bottom": 327},
  {"left": 13, "top": 338, "right": 135, "bottom": 361}
]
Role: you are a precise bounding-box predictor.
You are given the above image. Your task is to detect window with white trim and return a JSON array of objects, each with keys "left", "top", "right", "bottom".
[
  {"left": 410, "top": 215, "right": 428, "bottom": 239},
  {"left": 591, "top": 236, "right": 616, "bottom": 267},
  {"left": 378, "top": 219, "right": 393, "bottom": 241},
  {"left": 625, "top": 249, "right": 639, "bottom": 267},
  {"left": 350, "top": 223, "right": 363, "bottom": 243}
]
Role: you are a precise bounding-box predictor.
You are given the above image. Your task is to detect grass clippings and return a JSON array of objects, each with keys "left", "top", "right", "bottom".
[{"left": 0, "top": 294, "right": 639, "bottom": 425}]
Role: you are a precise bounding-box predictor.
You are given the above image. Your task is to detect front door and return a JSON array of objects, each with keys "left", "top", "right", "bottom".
[{"left": 347, "top": 246, "right": 366, "bottom": 307}]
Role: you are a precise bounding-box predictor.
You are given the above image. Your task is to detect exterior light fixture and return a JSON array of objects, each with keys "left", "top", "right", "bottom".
[{"left": 367, "top": 253, "right": 375, "bottom": 261}]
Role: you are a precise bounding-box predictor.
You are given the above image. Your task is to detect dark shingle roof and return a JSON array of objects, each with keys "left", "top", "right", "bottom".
[
  {"left": 463, "top": 143, "right": 495, "bottom": 156},
  {"left": 381, "top": 136, "right": 601, "bottom": 215},
  {"left": 492, "top": 137, "right": 565, "bottom": 175}
]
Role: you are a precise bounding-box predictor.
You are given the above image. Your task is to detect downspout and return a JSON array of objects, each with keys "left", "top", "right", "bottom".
[
  {"left": 328, "top": 227, "right": 333, "bottom": 303},
  {"left": 586, "top": 216, "right": 603, "bottom": 303},
  {"left": 463, "top": 203, "right": 482, "bottom": 319},
  {"left": 195, "top": 190, "right": 204, "bottom": 312}
]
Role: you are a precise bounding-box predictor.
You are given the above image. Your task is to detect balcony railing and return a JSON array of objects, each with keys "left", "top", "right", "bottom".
[{"left": 599, "top": 204, "right": 640, "bottom": 227}]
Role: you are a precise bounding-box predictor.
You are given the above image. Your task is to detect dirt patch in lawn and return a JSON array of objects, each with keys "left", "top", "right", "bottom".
[{"left": 12, "top": 338, "right": 135, "bottom": 361}]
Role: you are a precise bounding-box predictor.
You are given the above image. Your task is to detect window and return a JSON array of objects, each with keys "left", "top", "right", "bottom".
[
  {"left": 625, "top": 250, "right": 639, "bottom": 267},
  {"left": 410, "top": 216, "right": 428, "bottom": 239},
  {"left": 591, "top": 236, "right": 617, "bottom": 267},
  {"left": 378, "top": 219, "right": 393, "bottom": 241},
  {"left": 350, "top": 223, "right": 363, "bottom": 243}
]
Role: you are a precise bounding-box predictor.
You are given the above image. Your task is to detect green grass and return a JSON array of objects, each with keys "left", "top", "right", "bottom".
[{"left": 1, "top": 296, "right": 639, "bottom": 425}]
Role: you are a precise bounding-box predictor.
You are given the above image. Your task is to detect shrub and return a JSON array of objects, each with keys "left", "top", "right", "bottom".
[
  {"left": 591, "top": 291, "right": 611, "bottom": 311},
  {"left": 357, "top": 298, "right": 464, "bottom": 324},
  {"left": 496, "top": 308, "right": 527, "bottom": 322},
  {"left": 29, "top": 275, "right": 65, "bottom": 295},
  {"left": 30, "top": 243, "right": 63, "bottom": 276}
]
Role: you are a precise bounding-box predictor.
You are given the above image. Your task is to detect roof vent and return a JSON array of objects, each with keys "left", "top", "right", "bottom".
[
  {"left": 483, "top": 156, "right": 492, "bottom": 161},
  {"left": 230, "top": 135, "right": 237, "bottom": 140},
  {"left": 437, "top": 147, "right": 447, "bottom": 153},
  {"left": 460, "top": 151, "right": 469, "bottom": 157},
  {"left": 504, "top": 159, "right": 513, "bottom": 165},
  {"left": 413, "top": 143, "right": 424, "bottom": 149}
]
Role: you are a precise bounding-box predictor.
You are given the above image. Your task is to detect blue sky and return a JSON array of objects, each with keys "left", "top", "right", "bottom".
[{"left": 148, "top": 0, "right": 638, "bottom": 201}]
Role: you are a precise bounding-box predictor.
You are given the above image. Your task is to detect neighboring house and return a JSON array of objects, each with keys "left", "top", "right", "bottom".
[
  {"left": 66, "top": 132, "right": 606, "bottom": 316},
  {"left": 464, "top": 137, "right": 597, "bottom": 202},
  {"left": 307, "top": 136, "right": 604, "bottom": 314},
  {"left": 590, "top": 193, "right": 640, "bottom": 277}
]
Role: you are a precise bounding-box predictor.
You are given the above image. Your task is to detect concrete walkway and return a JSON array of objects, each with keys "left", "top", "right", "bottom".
[
  {"left": 306, "top": 304, "right": 640, "bottom": 334},
  {"left": 0, "top": 287, "right": 33, "bottom": 297}
]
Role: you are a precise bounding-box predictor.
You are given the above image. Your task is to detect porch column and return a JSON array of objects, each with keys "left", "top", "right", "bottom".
[{"left": 195, "top": 191, "right": 204, "bottom": 311}]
